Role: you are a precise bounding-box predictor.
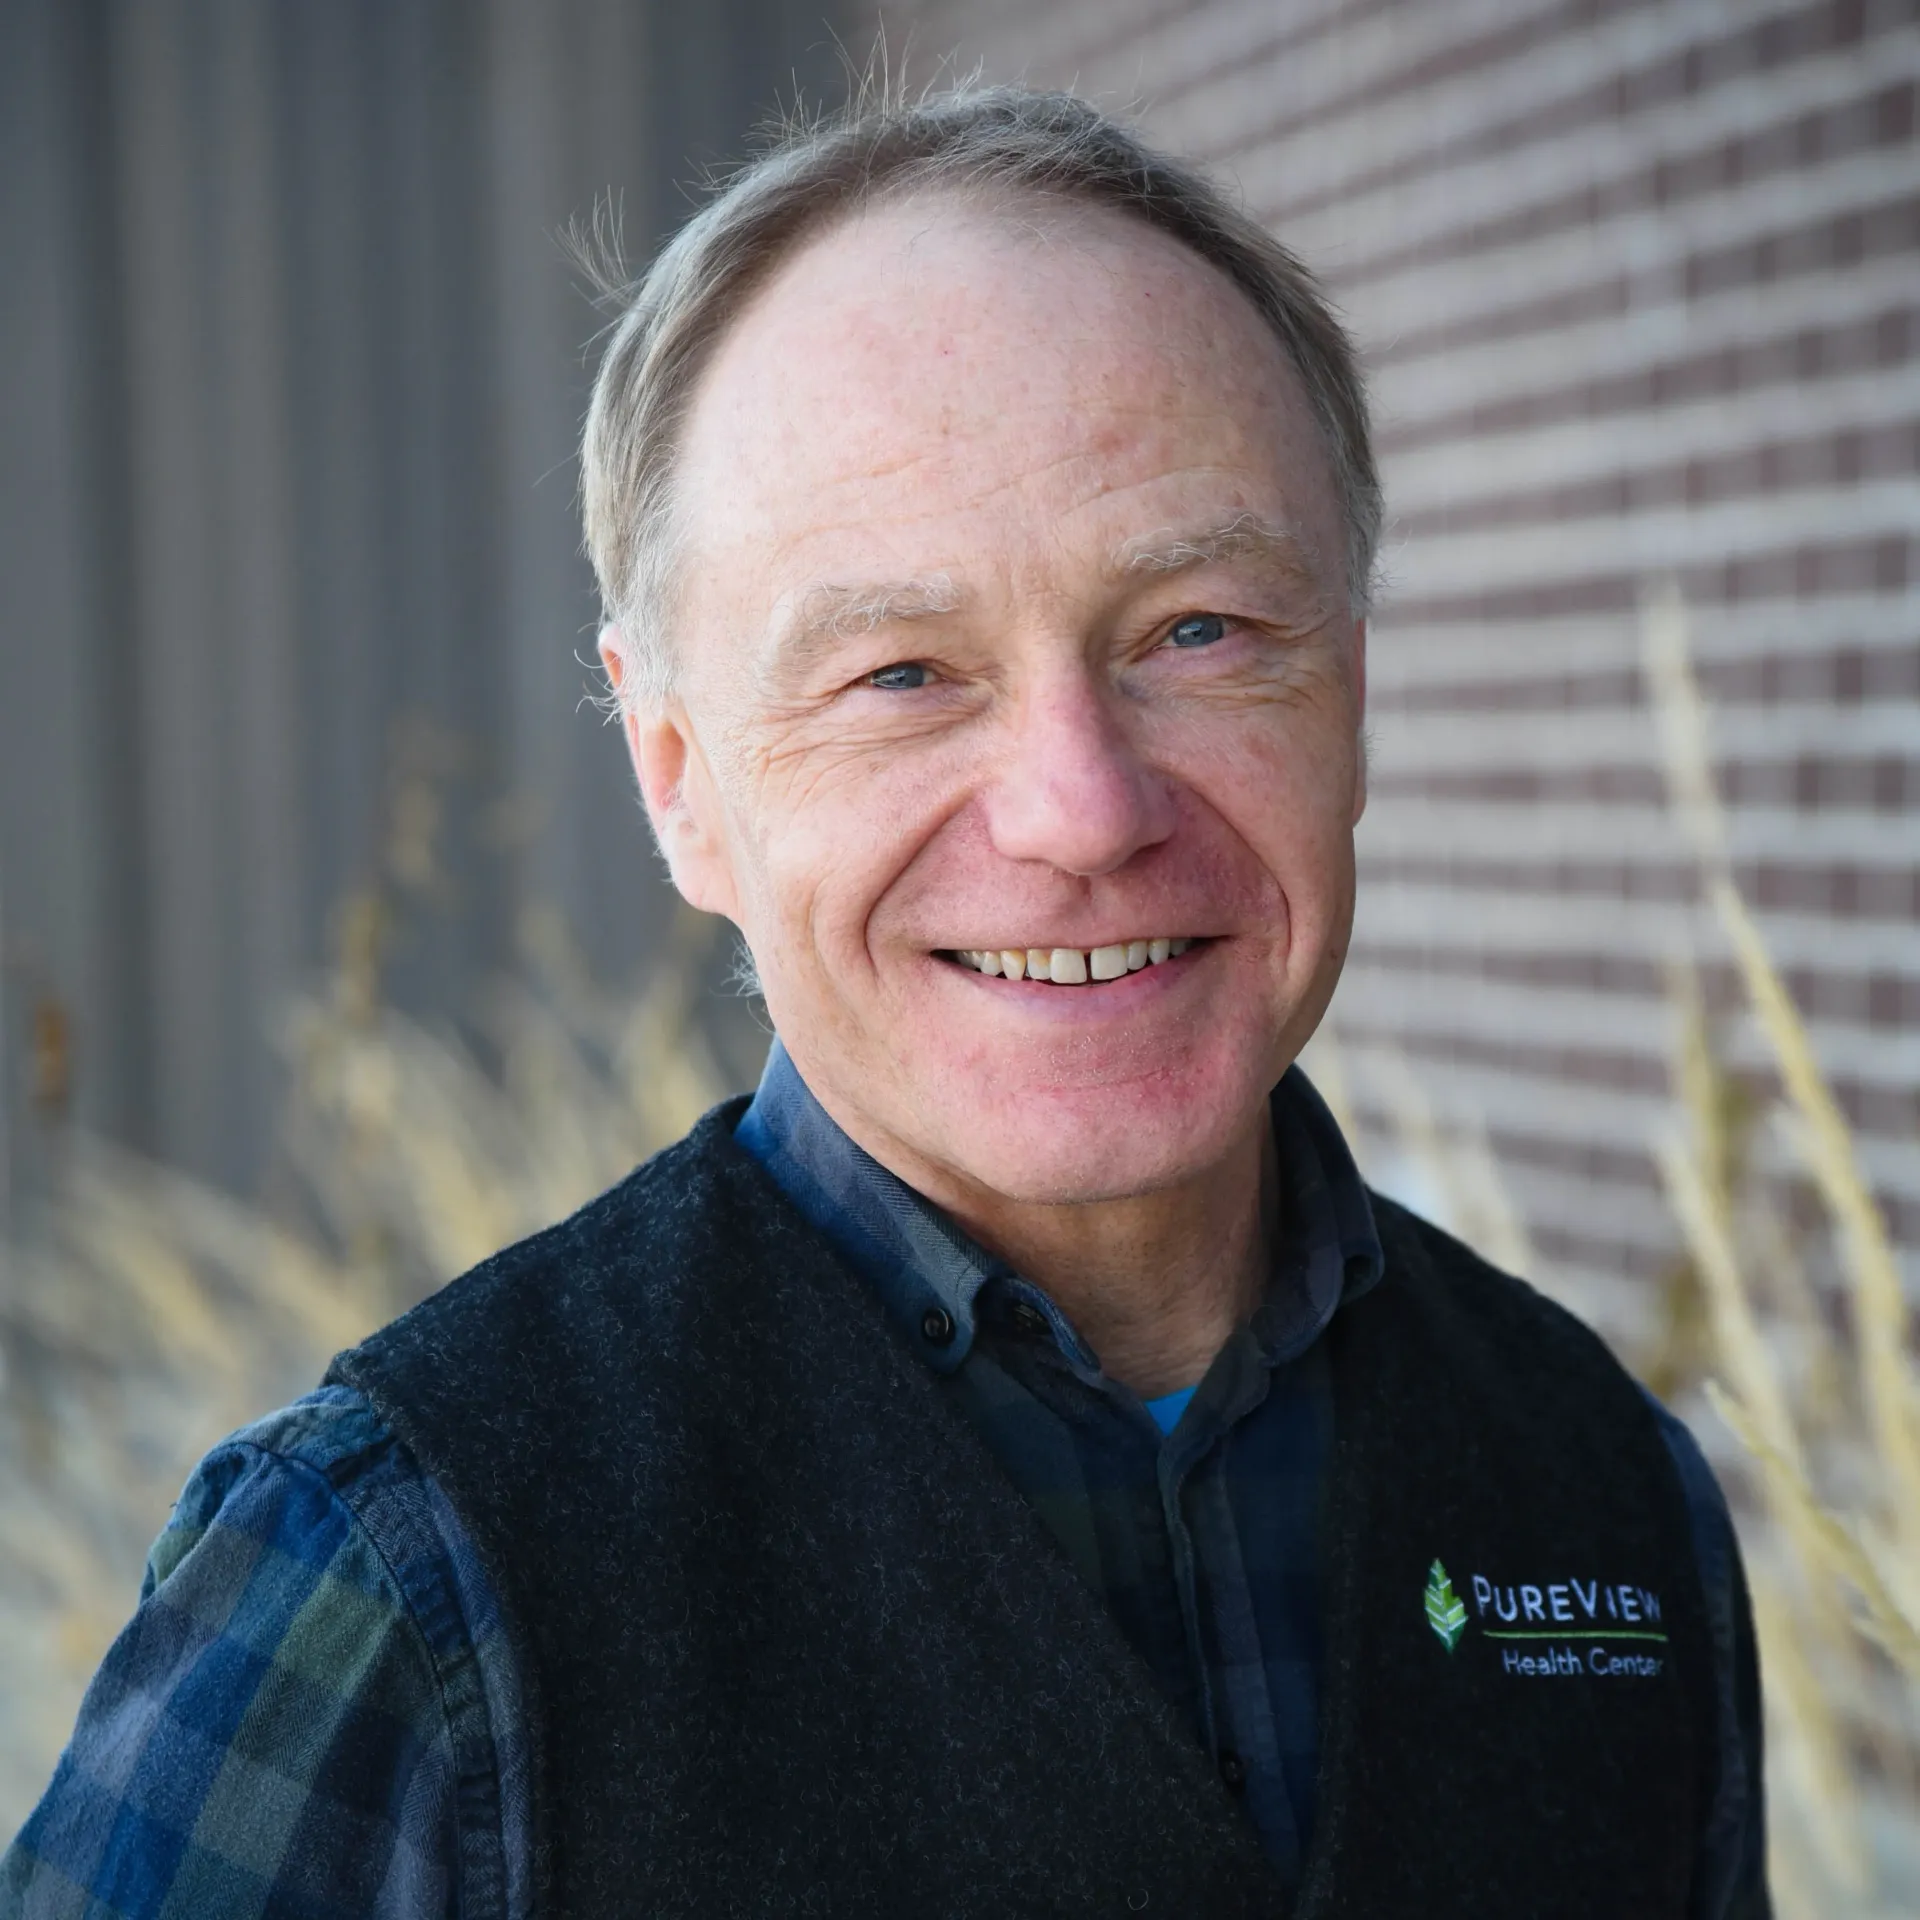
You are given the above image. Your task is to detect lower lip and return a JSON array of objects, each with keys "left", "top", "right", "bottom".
[{"left": 932, "top": 945, "right": 1209, "bottom": 1016}]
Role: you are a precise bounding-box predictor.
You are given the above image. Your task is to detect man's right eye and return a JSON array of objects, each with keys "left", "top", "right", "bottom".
[{"left": 867, "top": 662, "right": 930, "bottom": 691}]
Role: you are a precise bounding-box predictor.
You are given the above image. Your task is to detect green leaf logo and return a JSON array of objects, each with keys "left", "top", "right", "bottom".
[{"left": 1425, "top": 1559, "right": 1468, "bottom": 1652}]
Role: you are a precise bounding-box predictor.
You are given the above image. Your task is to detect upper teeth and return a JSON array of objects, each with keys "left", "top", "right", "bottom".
[{"left": 950, "top": 938, "right": 1192, "bottom": 983}]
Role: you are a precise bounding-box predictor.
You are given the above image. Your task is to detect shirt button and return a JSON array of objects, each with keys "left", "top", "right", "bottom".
[
  {"left": 921, "top": 1306, "right": 956, "bottom": 1347},
  {"left": 1218, "top": 1751, "right": 1247, "bottom": 1793}
]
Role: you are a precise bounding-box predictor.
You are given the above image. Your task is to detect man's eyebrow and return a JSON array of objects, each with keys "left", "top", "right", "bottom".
[
  {"left": 1115, "top": 513, "right": 1321, "bottom": 586},
  {"left": 771, "top": 574, "right": 963, "bottom": 668}
]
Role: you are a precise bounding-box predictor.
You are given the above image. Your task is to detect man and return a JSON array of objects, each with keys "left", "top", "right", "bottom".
[{"left": 5, "top": 85, "right": 1765, "bottom": 1917}]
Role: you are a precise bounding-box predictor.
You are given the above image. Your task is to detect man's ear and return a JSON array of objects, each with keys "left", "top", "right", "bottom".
[
  {"left": 1350, "top": 616, "right": 1369, "bottom": 828},
  {"left": 599, "top": 626, "right": 741, "bottom": 921}
]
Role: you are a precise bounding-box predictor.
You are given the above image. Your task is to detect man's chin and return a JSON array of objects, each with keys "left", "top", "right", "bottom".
[{"left": 904, "top": 1081, "right": 1260, "bottom": 1213}]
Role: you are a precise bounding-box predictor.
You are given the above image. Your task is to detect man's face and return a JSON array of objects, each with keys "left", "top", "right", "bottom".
[{"left": 616, "top": 197, "right": 1365, "bottom": 1216}]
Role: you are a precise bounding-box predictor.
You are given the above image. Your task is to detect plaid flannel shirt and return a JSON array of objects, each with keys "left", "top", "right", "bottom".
[
  {"left": 3, "top": 1044, "right": 1765, "bottom": 1916},
  {"left": 2, "top": 1390, "right": 531, "bottom": 1919}
]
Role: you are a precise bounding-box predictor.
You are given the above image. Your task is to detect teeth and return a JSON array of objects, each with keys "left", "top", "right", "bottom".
[{"left": 949, "top": 939, "right": 1200, "bottom": 984}]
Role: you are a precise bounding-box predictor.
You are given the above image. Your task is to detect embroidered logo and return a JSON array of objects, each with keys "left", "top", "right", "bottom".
[
  {"left": 1424, "top": 1559, "right": 1468, "bottom": 1651},
  {"left": 1425, "top": 1559, "right": 1670, "bottom": 1677}
]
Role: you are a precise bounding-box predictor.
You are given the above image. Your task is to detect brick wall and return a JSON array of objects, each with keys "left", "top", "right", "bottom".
[{"left": 876, "top": 0, "right": 1920, "bottom": 1338}]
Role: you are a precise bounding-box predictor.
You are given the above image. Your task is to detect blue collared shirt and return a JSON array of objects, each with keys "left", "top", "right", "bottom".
[{"left": 3, "top": 1044, "right": 1765, "bottom": 1917}]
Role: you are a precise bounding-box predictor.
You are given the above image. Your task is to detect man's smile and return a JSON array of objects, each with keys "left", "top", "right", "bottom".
[{"left": 940, "top": 936, "right": 1197, "bottom": 982}]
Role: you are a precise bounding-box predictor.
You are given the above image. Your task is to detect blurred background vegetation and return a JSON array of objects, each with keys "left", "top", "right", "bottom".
[{"left": 3, "top": 1, "right": 1916, "bottom": 1910}]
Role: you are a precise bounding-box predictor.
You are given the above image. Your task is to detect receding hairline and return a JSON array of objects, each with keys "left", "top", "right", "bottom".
[
  {"left": 719, "top": 170, "right": 1243, "bottom": 300},
  {"left": 685, "top": 175, "right": 1317, "bottom": 398}
]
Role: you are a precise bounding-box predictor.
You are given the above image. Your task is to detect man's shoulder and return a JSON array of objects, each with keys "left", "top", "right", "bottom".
[
  {"left": 208, "top": 1378, "right": 401, "bottom": 1483},
  {"left": 160, "top": 1385, "right": 517, "bottom": 1673},
  {"left": 331, "top": 1098, "right": 767, "bottom": 1386},
  {"left": 1362, "top": 1186, "right": 1739, "bottom": 1556},
  {"left": 322, "top": 1092, "right": 896, "bottom": 1517},
  {"left": 1355, "top": 1188, "right": 1696, "bottom": 1502},
  {"left": 1364, "top": 1187, "right": 1633, "bottom": 1382},
  {"left": 138, "top": 1384, "right": 433, "bottom": 1599},
  {"left": 383, "top": 1098, "right": 759, "bottom": 1304}
]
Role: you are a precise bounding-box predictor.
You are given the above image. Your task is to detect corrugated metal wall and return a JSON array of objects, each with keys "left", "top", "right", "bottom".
[
  {"left": 880, "top": 0, "right": 1920, "bottom": 1337},
  {"left": 0, "top": 0, "right": 846, "bottom": 1202}
]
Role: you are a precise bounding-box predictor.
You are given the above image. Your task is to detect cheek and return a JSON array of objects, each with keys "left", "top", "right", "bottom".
[
  {"left": 727, "top": 723, "right": 966, "bottom": 975},
  {"left": 1161, "top": 690, "right": 1361, "bottom": 881}
]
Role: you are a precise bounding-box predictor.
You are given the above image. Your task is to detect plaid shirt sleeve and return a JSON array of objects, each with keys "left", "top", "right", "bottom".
[{"left": 1, "top": 1386, "right": 529, "bottom": 1920}]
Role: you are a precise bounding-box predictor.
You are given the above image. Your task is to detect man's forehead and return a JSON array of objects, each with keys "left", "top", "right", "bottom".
[
  {"left": 681, "top": 195, "right": 1305, "bottom": 472},
  {"left": 672, "top": 194, "right": 1344, "bottom": 663}
]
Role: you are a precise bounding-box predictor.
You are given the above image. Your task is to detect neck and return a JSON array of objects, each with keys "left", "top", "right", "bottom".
[{"left": 943, "top": 1113, "right": 1276, "bottom": 1398}]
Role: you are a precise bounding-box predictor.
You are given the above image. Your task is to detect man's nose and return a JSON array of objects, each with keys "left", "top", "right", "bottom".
[{"left": 982, "top": 673, "right": 1177, "bottom": 877}]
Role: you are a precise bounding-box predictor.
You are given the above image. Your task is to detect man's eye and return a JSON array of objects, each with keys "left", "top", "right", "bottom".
[
  {"left": 867, "top": 661, "right": 931, "bottom": 691},
  {"left": 1165, "top": 614, "right": 1228, "bottom": 649}
]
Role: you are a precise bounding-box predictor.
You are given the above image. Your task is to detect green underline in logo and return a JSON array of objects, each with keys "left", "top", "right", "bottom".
[{"left": 1483, "top": 1629, "right": 1670, "bottom": 1643}]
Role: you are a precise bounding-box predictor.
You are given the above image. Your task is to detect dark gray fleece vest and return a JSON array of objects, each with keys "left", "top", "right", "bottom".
[{"left": 329, "top": 1102, "right": 1716, "bottom": 1917}]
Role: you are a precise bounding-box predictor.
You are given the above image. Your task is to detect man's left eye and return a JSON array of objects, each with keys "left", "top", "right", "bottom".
[
  {"left": 867, "top": 661, "right": 931, "bottom": 691},
  {"left": 1165, "top": 614, "right": 1228, "bottom": 649}
]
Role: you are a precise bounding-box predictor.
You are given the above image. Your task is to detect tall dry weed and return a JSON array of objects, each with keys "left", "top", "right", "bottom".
[{"left": 1642, "top": 581, "right": 1919, "bottom": 1910}]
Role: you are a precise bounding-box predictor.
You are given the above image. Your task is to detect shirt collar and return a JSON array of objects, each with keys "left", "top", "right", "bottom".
[
  {"left": 734, "top": 1037, "right": 1382, "bottom": 1379},
  {"left": 734, "top": 1040, "right": 1004, "bottom": 1373}
]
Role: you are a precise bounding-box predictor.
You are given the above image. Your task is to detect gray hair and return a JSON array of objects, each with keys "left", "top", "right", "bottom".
[{"left": 581, "top": 81, "right": 1380, "bottom": 711}]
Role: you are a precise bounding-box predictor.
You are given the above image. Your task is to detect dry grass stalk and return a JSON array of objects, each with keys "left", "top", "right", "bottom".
[
  {"left": 1709, "top": 875, "right": 1920, "bottom": 1596},
  {"left": 1642, "top": 580, "right": 1920, "bottom": 1910},
  {"left": 1708, "top": 1383, "right": 1920, "bottom": 1680}
]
